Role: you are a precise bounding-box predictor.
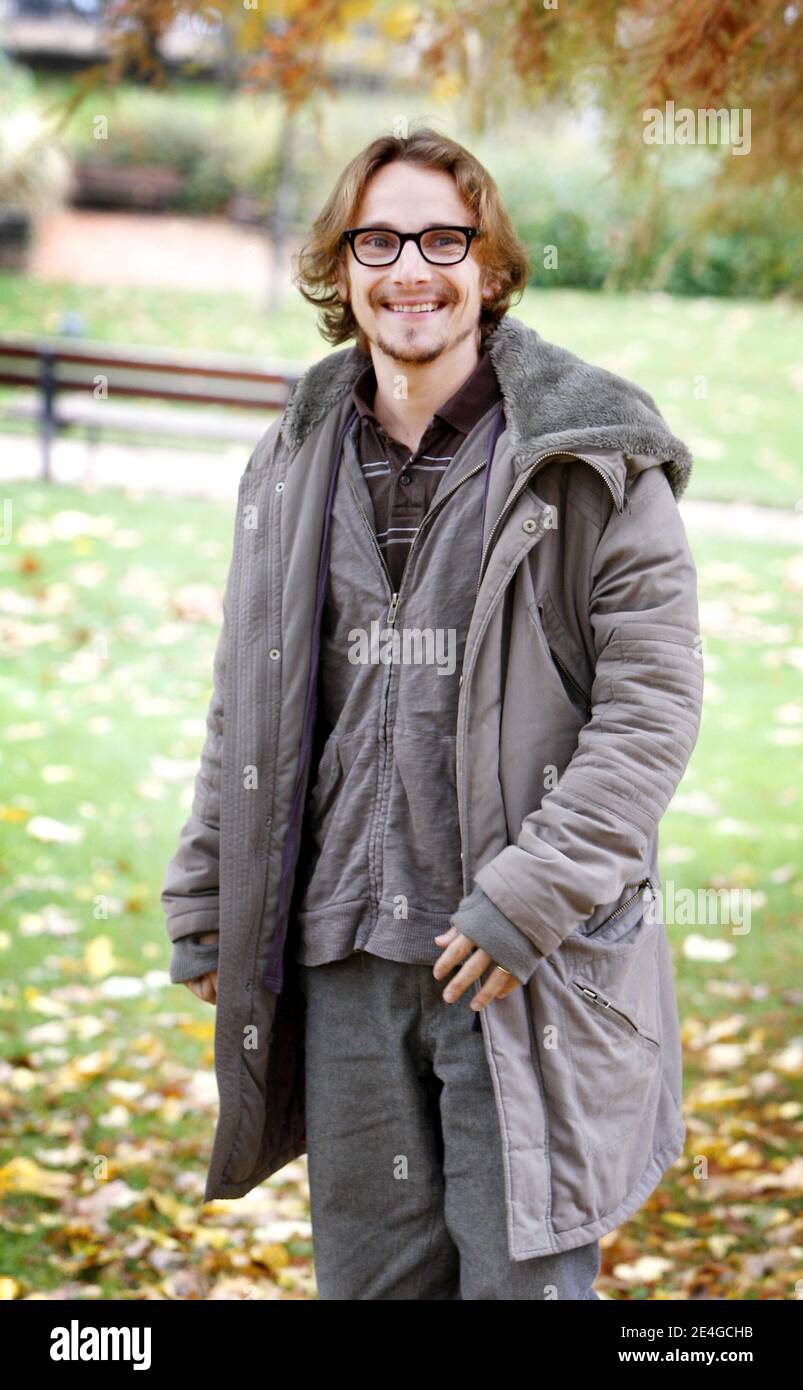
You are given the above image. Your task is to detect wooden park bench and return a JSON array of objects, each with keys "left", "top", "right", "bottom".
[{"left": 0, "top": 336, "right": 302, "bottom": 480}]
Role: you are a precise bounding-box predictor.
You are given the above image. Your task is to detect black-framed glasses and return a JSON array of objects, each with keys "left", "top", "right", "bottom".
[{"left": 342, "top": 226, "right": 481, "bottom": 267}]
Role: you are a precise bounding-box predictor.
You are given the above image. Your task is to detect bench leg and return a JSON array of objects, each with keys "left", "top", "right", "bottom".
[
  {"left": 84, "top": 426, "right": 100, "bottom": 487},
  {"left": 40, "top": 351, "right": 56, "bottom": 483}
]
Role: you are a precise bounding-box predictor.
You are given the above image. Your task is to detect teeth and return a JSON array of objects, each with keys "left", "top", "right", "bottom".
[{"left": 386, "top": 302, "right": 442, "bottom": 314}]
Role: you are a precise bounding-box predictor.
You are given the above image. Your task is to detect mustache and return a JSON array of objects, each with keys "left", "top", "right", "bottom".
[{"left": 372, "top": 288, "right": 456, "bottom": 307}]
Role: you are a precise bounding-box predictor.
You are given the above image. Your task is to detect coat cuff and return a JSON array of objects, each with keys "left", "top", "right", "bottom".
[
  {"left": 450, "top": 884, "right": 543, "bottom": 984},
  {"left": 169, "top": 934, "right": 220, "bottom": 985}
]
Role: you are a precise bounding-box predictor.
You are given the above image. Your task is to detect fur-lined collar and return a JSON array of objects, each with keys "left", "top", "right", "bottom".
[{"left": 279, "top": 315, "right": 693, "bottom": 500}]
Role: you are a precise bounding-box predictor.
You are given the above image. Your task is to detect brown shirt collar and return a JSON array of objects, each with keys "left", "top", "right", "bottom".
[{"left": 351, "top": 349, "right": 501, "bottom": 437}]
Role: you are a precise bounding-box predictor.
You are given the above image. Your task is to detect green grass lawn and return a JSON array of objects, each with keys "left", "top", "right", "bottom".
[
  {"left": 0, "top": 476, "right": 800, "bottom": 1299},
  {"left": 2, "top": 274, "right": 801, "bottom": 508}
]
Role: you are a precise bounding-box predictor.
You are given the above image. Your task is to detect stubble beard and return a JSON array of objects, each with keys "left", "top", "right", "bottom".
[{"left": 367, "top": 313, "right": 476, "bottom": 367}]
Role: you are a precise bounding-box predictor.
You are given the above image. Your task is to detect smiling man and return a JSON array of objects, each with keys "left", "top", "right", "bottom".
[{"left": 162, "top": 125, "right": 703, "bottom": 1300}]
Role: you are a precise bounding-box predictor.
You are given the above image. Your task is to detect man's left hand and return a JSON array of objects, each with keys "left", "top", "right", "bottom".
[{"left": 433, "top": 925, "right": 521, "bottom": 1010}]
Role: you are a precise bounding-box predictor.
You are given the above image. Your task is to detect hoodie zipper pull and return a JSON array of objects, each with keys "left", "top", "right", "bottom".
[{"left": 387, "top": 591, "right": 400, "bottom": 627}]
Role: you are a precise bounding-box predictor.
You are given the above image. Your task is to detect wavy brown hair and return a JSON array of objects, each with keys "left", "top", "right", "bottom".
[{"left": 292, "top": 124, "right": 530, "bottom": 351}]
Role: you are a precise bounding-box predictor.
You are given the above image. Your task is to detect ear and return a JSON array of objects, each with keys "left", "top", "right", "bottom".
[{"left": 335, "top": 253, "right": 350, "bottom": 303}]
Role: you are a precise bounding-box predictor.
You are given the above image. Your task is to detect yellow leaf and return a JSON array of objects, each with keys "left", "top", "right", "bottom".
[
  {"left": 150, "top": 1191, "right": 196, "bottom": 1228},
  {"left": 57, "top": 1048, "right": 116, "bottom": 1084},
  {"left": 130, "top": 1224, "right": 181, "bottom": 1250},
  {"left": 191, "top": 1227, "right": 231, "bottom": 1250},
  {"left": 250, "top": 1243, "right": 291, "bottom": 1273},
  {"left": 85, "top": 936, "right": 115, "bottom": 978},
  {"left": 178, "top": 1019, "right": 215, "bottom": 1042},
  {"left": 0, "top": 1156, "right": 75, "bottom": 1198},
  {"left": 662, "top": 1211, "right": 696, "bottom": 1227}
]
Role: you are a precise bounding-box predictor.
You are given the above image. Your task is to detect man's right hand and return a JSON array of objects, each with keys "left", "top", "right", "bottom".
[{"left": 182, "top": 930, "right": 219, "bottom": 1005}]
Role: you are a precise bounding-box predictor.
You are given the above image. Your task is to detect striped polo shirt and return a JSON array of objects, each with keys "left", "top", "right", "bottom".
[{"left": 350, "top": 349, "right": 503, "bottom": 591}]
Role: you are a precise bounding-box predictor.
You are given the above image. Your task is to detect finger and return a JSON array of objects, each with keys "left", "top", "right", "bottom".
[
  {"left": 471, "top": 967, "right": 521, "bottom": 1011},
  {"left": 432, "top": 931, "right": 475, "bottom": 979},
  {"left": 441, "top": 947, "right": 493, "bottom": 1002},
  {"left": 186, "top": 974, "right": 212, "bottom": 1003}
]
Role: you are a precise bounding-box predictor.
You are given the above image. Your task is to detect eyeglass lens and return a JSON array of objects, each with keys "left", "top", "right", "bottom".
[{"left": 353, "top": 229, "right": 468, "bottom": 265}]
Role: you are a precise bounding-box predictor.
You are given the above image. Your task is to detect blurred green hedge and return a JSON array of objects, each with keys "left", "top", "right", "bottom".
[{"left": 20, "top": 72, "right": 803, "bottom": 299}]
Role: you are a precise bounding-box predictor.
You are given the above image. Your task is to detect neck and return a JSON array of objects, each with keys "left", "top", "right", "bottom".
[{"left": 367, "top": 325, "right": 483, "bottom": 452}]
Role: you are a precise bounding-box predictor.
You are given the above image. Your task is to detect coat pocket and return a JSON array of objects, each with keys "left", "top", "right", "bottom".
[
  {"left": 564, "top": 969, "right": 662, "bottom": 1157},
  {"left": 527, "top": 885, "right": 672, "bottom": 1226},
  {"left": 579, "top": 878, "right": 656, "bottom": 943},
  {"left": 562, "top": 893, "right": 664, "bottom": 1157},
  {"left": 572, "top": 977, "right": 660, "bottom": 1052},
  {"left": 527, "top": 592, "right": 592, "bottom": 716}
]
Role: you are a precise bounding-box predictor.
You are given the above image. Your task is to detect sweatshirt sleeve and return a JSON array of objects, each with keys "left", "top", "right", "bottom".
[
  {"left": 169, "top": 933, "right": 220, "bottom": 985},
  {"left": 449, "top": 883, "right": 544, "bottom": 983}
]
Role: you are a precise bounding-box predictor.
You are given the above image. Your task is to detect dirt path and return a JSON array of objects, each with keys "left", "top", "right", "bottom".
[
  {"left": 1, "top": 430, "right": 800, "bottom": 544},
  {"left": 31, "top": 210, "right": 301, "bottom": 292}
]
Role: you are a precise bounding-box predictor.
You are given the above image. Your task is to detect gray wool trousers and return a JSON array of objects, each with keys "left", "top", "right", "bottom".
[{"left": 297, "top": 949, "right": 601, "bottom": 1300}]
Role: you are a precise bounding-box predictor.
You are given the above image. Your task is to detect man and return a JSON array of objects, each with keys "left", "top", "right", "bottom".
[{"left": 161, "top": 126, "right": 703, "bottom": 1300}]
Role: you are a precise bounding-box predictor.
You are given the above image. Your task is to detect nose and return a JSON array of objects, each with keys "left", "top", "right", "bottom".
[{"left": 391, "top": 238, "right": 434, "bottom": 277}]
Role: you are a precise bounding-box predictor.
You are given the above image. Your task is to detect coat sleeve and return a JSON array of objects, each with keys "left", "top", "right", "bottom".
[
  {"left": 473, "top": 463, "right": 704, "bottom": 958},
  {"left": 160, "top": 419, "right": 283, "bottom": 982},
  {"left": 160, "top": 567, "right": 228, "bottom": 971}
]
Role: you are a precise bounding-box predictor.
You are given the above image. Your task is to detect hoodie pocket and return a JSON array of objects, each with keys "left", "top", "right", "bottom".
[{"left": 306, "top": 735, "right": 344, "bottom": 850}]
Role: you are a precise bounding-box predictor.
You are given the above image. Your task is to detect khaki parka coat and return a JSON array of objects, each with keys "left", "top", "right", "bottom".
[{"left": 161, "top": 315, "right": 703, "bottom": 1259}]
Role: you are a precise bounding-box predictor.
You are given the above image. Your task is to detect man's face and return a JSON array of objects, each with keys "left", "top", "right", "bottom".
[{"left": 335, "top": 161, "right": 498, "bottom": 366}]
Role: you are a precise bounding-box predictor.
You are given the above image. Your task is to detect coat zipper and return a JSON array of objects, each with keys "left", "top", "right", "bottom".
[
  {"left": 585, "top": 877, "right": 654, "bottom": 936},
  {"left": 546, "top": 640, "right": 592, "bottom": 714},
  {"left": 573, "top": 980, "right": 660, "bottom": 1048}
]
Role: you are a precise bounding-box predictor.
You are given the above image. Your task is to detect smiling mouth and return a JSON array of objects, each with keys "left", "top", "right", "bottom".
[{"left": 380, "top": 301, "right": 448, "bottom": 317}]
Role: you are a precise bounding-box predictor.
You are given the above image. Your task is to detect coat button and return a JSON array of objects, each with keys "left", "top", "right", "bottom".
[
  {"left": 269, "top": 648, "right": 280, "bottom": 660},
  {"left": 522, "top": 518, "right": 538, "bottom": 533},
  {"left": 264, "top": 814, "right": 272, "bottom": 826},
  {"left": 275, "top": 481, "right": 284, "bottom": 493},
  {"left": 458, "top": 673, "right": 463, "bottom": 686},
  {"left": 400, "top": 472, "right": 411, "bottom": 485}
]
